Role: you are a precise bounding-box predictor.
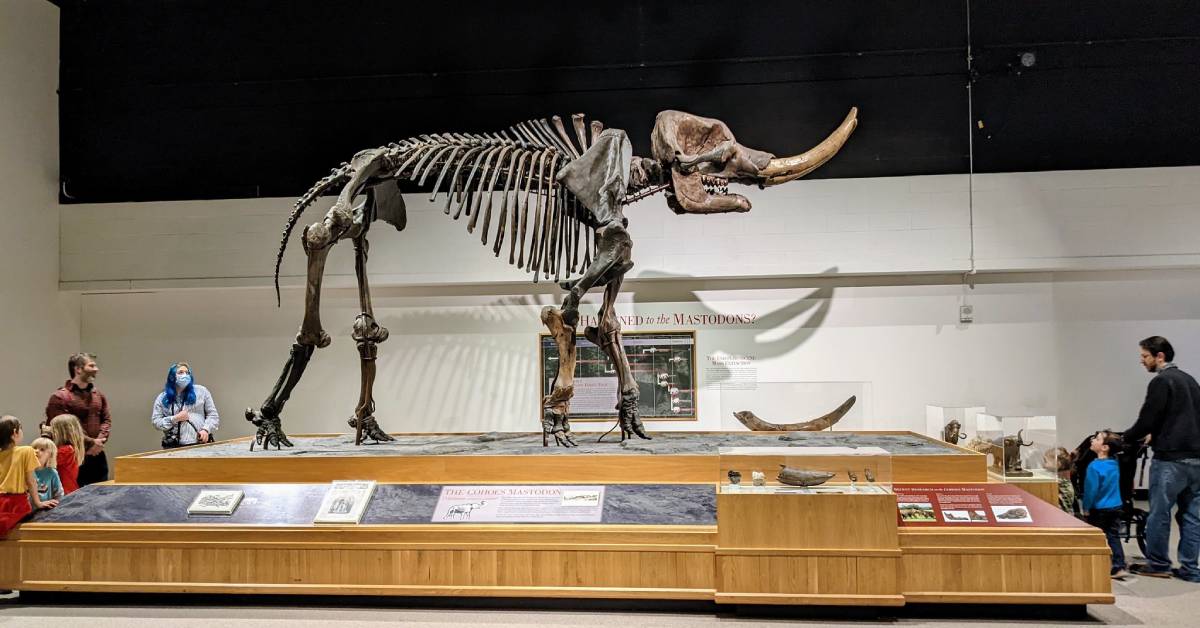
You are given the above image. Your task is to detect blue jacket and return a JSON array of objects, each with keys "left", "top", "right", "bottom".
[{"left": 1082, "top": 458, "right": 1122, "bottom": 512}]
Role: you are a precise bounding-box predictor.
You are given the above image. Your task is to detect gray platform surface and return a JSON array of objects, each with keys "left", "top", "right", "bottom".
[
  {"left": 29, "top": 483, "right": 715, "bottom": 526},
  {"left": 143, "top": 431, "right": 964, "bottom": 458}
]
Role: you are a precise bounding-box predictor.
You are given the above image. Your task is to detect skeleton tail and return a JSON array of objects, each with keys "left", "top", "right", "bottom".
[{"left": 273, "top": 164, "right": 353, "bottom": 306}]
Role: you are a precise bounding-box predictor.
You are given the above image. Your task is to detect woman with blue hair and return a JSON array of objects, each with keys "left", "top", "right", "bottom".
[{"left": 150, "top": 362, "right": 220, "bottom": 447}]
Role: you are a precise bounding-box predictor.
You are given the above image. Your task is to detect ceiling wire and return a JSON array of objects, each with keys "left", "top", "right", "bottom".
[{"left": 964, "top": 0, "right": 978, "bottom": 292}]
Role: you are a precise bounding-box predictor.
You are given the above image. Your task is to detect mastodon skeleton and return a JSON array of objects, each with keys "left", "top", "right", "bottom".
[{"left": 246, "top": 109, "right": 858, "bottom": 449}]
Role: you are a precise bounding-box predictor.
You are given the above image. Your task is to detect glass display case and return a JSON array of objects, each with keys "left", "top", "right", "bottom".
[
  {"left": 718, "top": 381, "right": 870, "bottom": 431},
  {"left": 974, "top": 413, "right": 1059, "bottom": 481},
  {"left": 925, "top": 405, "right": 985, "bottom": 446},
  {"left": 718, "top": 446, "right": 892, "bottom": 495}
]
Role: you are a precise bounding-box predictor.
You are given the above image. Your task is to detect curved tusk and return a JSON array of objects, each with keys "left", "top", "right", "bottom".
[
  {"left": 760, "top": 107, "right": 858, "bottom": 185},
  {"left": 732, "top": 395, "right": 856, "bottom": 431}
]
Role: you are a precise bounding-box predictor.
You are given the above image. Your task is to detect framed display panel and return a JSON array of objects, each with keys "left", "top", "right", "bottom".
[{"left": 539, "top": 330, "right": 697, "bottom": 422}]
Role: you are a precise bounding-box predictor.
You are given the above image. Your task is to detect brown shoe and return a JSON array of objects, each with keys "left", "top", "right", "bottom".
[{"left": 1130, "top": 563, "right": 1173, "bottom": 578}]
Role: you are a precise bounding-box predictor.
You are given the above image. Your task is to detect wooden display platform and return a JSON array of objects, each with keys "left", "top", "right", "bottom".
[
  {"left": 716, "top": 490, "right": 904, "bottom": 606},
  {"left": 113, "top": 431, "right": 988, "bottom": 485},
  {"left": 1, "top": 523, "right": 718, "bottom": 599},
  {"left": 900, "top": 527, "right": 1113, "bottom": 604},
  {"left": 0, "top": 486, "right": 1111, "bottom": 607},
  {"left": 0, "top": 431, "right": 1112, "bottom": 609}
]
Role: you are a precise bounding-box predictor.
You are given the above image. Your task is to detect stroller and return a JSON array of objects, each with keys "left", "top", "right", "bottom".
[{"left": 1071, "top": 431, "right": 1150, "bottom": 555}]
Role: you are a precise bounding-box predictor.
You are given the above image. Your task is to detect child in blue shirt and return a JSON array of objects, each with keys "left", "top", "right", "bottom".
[
  {"left": 29, "top": 438, "right": 64, "bottom": 507},
  {"left": 1083, "top": 430, "right": 1126, "bottom": 578}
]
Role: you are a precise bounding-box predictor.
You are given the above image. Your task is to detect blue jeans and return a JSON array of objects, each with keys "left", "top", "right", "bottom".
[
  {"left": 1146, "top": 458, "right": 1200, "bottom": 578},
  {"left": 1087, "top": 508, "right": 1127, "bottom": 572}
]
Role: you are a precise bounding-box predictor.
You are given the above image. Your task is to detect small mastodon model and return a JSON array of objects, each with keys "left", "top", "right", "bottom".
[{"left": 246, "top": 109, "right": 858, "bottom": 449}]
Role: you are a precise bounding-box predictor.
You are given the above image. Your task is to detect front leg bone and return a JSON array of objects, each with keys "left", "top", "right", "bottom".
[
  {"left": 245, "top": 343, "right": 313, "bottom": 450},
  {"left": 588, "top": 278, "right": 649, "bottom": 442}
]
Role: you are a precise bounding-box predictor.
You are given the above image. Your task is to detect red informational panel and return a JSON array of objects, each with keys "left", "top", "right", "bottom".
[{"left": 894, "top": 483, "right": 1088, "bottom": 528}]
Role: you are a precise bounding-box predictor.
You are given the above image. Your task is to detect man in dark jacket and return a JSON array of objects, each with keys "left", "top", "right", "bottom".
[{"left": 1124, "top": 336, "right": 1200, "bottom": 581}]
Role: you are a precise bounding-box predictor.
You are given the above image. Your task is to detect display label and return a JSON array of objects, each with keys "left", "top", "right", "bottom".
[
  {"left": 187, "top": 490, "right": 244, "bottom": 515},
  {"left": 894, "top": 483, "right": 1084, "bottom": 528},
  {"left": 313, "top": 480, "right": 377, "bottom": 524},
  {"left": 540, "top": 331, "right": 696, "bottom": 420},
  {"left": 432, "top": 485, "right": 605, "bottom": 523},
  {"left": 563, "top": 377, "right": 619, "bottom": 415}
]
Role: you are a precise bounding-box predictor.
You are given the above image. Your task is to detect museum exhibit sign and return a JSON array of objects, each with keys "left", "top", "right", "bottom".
[{"left": 539, "top": 330, "right": 697, "bottom": 422}]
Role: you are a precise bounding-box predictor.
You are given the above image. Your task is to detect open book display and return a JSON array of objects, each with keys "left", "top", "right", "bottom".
[
  {"left": 313, "top": 480, "right": 377, "bottom": 524},
  {"left": 187, "top": 490, "right": 244, "bottom": 515}
]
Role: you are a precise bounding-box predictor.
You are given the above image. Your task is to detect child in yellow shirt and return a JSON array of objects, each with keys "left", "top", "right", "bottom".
[{"left": 1, "top": 416, "right": 59, "bottom": 538}]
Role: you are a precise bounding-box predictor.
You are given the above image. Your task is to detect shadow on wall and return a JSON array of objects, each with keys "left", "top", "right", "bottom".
[
  {"left": 300, "top": 268, "right": 838, "bottom": 434},
  {"left": 370, "top": 294, "right": 547, "bottom": 433},
  {"left": 631, "top": 268, "right": 836, "bottom": 385}
]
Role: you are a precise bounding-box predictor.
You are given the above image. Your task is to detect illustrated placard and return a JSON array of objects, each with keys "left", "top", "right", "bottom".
[
  {"left": 313, "top": 480, "right": 377, "bottom": 524},
  {"left": 540, "top": 330, "right": 696, "bottom": 421},
  {"left": 187, "top": 490, "right": 243, "bottom": 515},
  {"left": 432, "top": 485, "right": 605, "bottom": 523},
  {"left": 893, "top": 483, "right": 1084, "bottom": 528}
]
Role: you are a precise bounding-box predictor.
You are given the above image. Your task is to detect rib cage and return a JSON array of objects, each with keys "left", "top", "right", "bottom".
[{"left": 274, "top": 115, "right": 606, "bottom": 305}]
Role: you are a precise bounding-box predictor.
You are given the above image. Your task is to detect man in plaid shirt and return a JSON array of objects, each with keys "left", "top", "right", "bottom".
[{"left": 44, "top": 353, "right": 111, "bottom": 486}]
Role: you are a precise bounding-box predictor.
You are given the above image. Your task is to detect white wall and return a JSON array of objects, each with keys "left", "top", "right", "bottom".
[
  {"left": 40, "top": 68, "right": 1200, "bottom": 459},
  {"left": 0, "top": 2, "right": 79, "bottom": 423},
  {"left": 75, "top": 267, "right": 1197, "bottom": 460},
  {"left": 1053, "top": 270, "right": 1200, "bottom": 448},
  {"left": 80, "top": 273, "right": 1062, "bottom": 457},
  {"left": 59, "top": 165, "right": 1200, "bottom": 292}
]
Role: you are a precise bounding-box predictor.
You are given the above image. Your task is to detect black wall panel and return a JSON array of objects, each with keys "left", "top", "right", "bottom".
[{"left": 55, "top": 0, "right": 1198, "bottom": 203}]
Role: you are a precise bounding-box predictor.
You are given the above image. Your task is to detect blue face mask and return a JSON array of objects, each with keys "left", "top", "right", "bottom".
[{"left": 175, "top": 373, "right": 192, "bottom": 388}]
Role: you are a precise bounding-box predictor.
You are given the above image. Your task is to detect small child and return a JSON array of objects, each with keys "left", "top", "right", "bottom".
[
  {"left": 48, "top": 414, "right": 88, "bottom": 494},
  {"left": 1, "top": 416, "right": 57, "bottom": 540},
  {"left": 29, "top": 438, "right": 64, "bottom": 508},
  {"left": 1042, "top": 446, "right": 1077, "bottom": 514},
  {"left": 1083, "top": 430, "right": 1126, "bottom": 579}
]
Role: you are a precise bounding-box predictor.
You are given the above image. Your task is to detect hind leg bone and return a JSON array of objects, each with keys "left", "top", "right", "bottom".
[{"left": 540, "top": 221, "right": 635, "bottom": 446}]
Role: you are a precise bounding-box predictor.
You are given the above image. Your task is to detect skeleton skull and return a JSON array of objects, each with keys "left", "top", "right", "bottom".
[{"left": 647, "top": 108, "right": 858, "bottom": 214}]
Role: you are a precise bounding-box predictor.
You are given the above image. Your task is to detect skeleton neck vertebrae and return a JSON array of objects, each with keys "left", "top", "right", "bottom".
[{"left": 247, "top": 108, "right": 858, "bottom": 450}]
